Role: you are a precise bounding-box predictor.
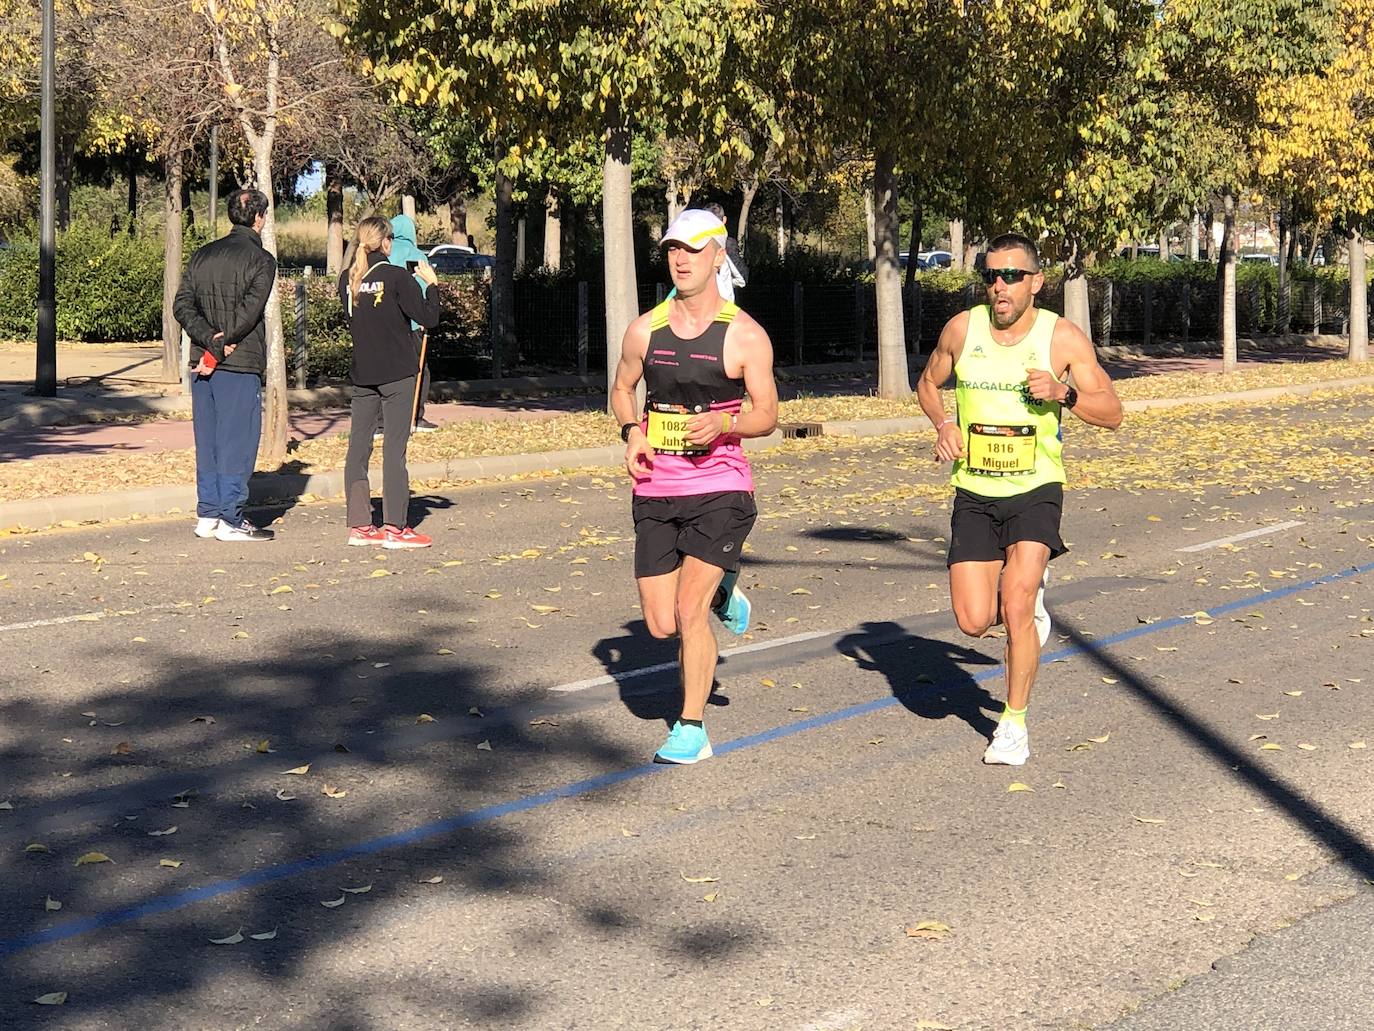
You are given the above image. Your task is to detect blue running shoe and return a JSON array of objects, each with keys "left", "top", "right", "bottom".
[
  {"left": 712, "top": 569, "right": 751, "bottom": 635},
  {"left": 653, "top": 721, "right": 713, "bottom": 765}
]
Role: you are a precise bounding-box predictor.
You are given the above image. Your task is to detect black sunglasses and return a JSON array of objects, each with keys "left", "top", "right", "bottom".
[{"left": 980, "top": 267, "right": 1034, "bottom": 285}]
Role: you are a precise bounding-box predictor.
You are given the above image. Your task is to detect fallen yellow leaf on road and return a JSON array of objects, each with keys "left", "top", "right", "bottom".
[
  {"left": 33, "top": 992, "right": 67, "bottom": 1005},
  {"left": 44, "top": 896, "right": 61, "bottom": 911},
  {"left": 476, "top": 740, "right": 492, "bottom": 750},
  {"left": 269, "top": 585, "right": 293, "bottom": 595},
  {"left": 1133, "top": 815, "right": 1165, "bottom": 825},
  {"left": 147, "top": 826, "right": 177, "bottom": 837},
  {"left": 320, "top": 896, "right": 346, "bottom": 908},
  {"left": 1089, "top": 732, "right": 1111, "bottom": 744},
  {"left": 74, "top": 852, "right": 112, "bottom": 866},
  {"left": 680, "top": 872, "right": 719, "bottom": 884},
  {"left": 416, "top": 714, "right": 436, "bottom": 724},
  {"left": 249, "top": 928, "right": 278, "bottom": 940},
  {"left": 208, "top": 929, "right": 244, "bottom": 944},
  {"left": 24, "top": 843, "right": 50, "bottom": 854},
  {"left": 1261, "top": 743, "right": 1283, "bottom": 751},
  {"left": 1297, "top": 743, "right": 1317, "bottom": 751},
  {"left": 159, "top": 859, "right": 182, "bottom": 868},
  {"left": 322, "top": 785, "right": 347, "bottom": 798},
  {"left": 342, "top": 884, "right": 372, "bottom": 894},
  {"left": 1007, "top": 783, "right": 1033, "bottom": 793},
  {"left": 905, "top": 920, "right": 952, "bottom": 941},
  {"left": 282, "top": 765, "right": 310, "bottom": 775}
]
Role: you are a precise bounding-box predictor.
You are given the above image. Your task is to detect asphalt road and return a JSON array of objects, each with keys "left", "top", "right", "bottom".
[{"left": 0, "top": 395, "right": 1371, "bottom": 1030}]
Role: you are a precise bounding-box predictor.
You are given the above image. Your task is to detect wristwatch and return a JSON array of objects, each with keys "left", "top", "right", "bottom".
[
  {"left": 1062, "top": 386, "right": 1078, "bottom": 409},
  {"left": 620, "top": 422, "right": 638, "bottom": 442}
]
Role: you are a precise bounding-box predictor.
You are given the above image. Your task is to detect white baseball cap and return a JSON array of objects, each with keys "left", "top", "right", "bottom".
[{"left": 660, "top": 208, "right": 727, "bottom": 251}]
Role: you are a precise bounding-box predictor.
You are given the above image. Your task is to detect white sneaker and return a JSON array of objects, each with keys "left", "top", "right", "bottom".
[
  {"left": 1034, "top": 568, "right": 1051, "bottom": 647},
  {"left": 983, "top": 719, "right": 1030, "bottom": 765},
  {"left": 194, "top": 517, "right": 221, "bottom": 539},
  {"left": 215, "top": 518, "right": 274, "bottom": 542}
]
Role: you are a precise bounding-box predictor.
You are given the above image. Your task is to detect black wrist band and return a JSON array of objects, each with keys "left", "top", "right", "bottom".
[
  {"left": 620, "top": 422, "right": 638, "bottom": 442},
  {"left": 1063, "top": 386, "right": 1078, "bottom": 409}
]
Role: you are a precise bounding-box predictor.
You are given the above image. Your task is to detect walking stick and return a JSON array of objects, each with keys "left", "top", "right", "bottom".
[{"left": 411, "top": 331, "right": 429, "bottom": 428}]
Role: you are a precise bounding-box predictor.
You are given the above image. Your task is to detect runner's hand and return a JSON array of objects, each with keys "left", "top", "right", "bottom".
[
  {"left": 684, "top": 411, "right": 726, "bottom": 447},
  {"left": 624, "top": 427, "right": 654, "bottom": 478},
  {"left": 934, "top": 422, "right": 964, "bottom": 462},
  {"left": 1025, "top": 368, "right": 1066, "bottom": 402}
]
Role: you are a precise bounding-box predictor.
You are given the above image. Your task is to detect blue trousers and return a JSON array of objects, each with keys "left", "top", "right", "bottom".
[{"left": 191, "top": 369, "right": 263, "bottom": 524}]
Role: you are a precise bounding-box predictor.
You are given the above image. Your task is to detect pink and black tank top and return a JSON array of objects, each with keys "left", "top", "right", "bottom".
[{"left": 634, "top": 299, "right": 754, "bottom": 498}]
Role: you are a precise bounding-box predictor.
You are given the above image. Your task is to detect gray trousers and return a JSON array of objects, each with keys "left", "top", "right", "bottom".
[{"left": 346, "top": 375, "right": 417, "bottom": 529}]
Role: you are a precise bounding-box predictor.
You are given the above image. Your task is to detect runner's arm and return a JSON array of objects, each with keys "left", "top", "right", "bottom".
[
  {"left": 731, "top": 319, "right": 777, "bottom": 438},
  {"left": 917, "top": 313, "right": 966, "bottom": 460},
  {"left": 612, "top": 317, "right": 654, "bottom": 476},
  {"left": 1037, "top": 320, "right": 1123, "bottom": 429}
]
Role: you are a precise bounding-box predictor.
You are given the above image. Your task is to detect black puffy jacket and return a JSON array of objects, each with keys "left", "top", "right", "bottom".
[{"left": 173, "top": 225, "right": 278, "bottom": 377}]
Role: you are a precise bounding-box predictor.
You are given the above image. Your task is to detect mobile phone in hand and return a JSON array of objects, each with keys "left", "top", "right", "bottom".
[{"left": 406, "top": 260, "right": 419, "bottom": 273}]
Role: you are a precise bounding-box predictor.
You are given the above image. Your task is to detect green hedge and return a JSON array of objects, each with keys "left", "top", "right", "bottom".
[{"left": 0, "top": 220, "right": 185, "bottom": 341}]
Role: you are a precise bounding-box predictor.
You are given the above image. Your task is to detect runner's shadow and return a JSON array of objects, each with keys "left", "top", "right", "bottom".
[
  {"left": 592, "top": 622, "right": 728, "bottom": 728},
  {"left": 835, "top": 621, "right": 1002, "bottom": 739}
]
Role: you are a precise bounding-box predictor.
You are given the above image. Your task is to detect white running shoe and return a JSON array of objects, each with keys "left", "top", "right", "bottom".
[
  {"left": 1034, "top": 567, "right": 1051, "bottom": 647},
  {"left": 215, "top": 518, "right": 274, "bottom": 542},
  {"left": 194, "top": 517, "right": 221, "bottom": 539},
  {"left": 983, "top": 719, "right": 1030, "bottom": 766}
]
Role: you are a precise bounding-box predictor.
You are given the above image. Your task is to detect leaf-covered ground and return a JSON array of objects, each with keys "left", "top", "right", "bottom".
[{"left": 1, "top": 363, "right": 1370, "bottom": 508}]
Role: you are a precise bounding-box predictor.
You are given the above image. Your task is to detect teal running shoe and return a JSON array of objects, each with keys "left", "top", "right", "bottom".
[
  {"left": 712, "top": 569, "right": 751, "bottom": 636},
  {"left": 653, "top": 721, "right": 713, "bottom": 765}
]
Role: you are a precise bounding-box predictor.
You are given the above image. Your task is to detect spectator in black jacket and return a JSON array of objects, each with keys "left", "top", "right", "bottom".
[
  {"left": 173, "top": 187, "right": 278, "bottom": 543},
  {"left": 338, "top": 215, "right": 444, "bottom": 549}
]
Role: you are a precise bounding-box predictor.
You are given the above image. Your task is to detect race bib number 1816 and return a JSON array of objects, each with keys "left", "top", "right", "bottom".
[{"left": 966, "top": 423, "right": 1036, "bottom": 476}]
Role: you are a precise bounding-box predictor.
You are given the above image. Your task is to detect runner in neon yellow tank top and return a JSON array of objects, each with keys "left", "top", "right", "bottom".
[{"left": 917, "top": 233, "right": 1123, "bottom": 766}]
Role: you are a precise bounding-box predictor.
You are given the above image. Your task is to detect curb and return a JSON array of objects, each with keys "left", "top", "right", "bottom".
[{"left": 0, "top": 375, "right": 1367, "bottom": 533}]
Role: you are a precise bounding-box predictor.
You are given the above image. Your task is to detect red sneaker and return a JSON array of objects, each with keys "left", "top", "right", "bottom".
[
  {"left": 347, "top": 525, "right": 385, "bottom": 546},
  {"left": 382, "top": 525, "right": 432, "bottom": 550}
]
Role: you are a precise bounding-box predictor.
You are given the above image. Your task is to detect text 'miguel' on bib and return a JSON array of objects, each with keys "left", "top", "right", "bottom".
[
  {"left": 646, "top": 404, "right": 709, "bottom": 456},
  {"left": 966, "top": 422, "right": 1037, "bottom": 476}
]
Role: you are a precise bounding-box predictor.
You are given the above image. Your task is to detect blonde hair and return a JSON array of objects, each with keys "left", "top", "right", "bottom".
[{"left": 348, "top": 216, "right": 393, "bottom": 304}]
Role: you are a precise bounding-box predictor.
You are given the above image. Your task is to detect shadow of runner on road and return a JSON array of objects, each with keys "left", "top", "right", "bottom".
[{"left": 835, "top": 620, "right": 1002, "bottom": 739}]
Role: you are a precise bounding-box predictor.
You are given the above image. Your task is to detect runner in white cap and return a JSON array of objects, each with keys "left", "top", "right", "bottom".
[{"left": 610, "top": 208, "right": 778, "bottom": 765}]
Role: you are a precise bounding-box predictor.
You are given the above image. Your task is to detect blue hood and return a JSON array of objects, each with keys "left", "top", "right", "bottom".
[{"left": 388, "top": 215, "right": 428, "bottom": 269}]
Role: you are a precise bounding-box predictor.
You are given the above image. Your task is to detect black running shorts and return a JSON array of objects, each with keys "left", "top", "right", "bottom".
[
  {"left": 633, "top": 491, "right": 758, "bottom": 578},
  {"left": 947, "top": 482, "right": 1067, "bottom": 566}
]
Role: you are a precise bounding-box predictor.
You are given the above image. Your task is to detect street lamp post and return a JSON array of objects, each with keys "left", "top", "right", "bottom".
[{"left": 36, "top": 0, "right": 57, "bottom": 396}]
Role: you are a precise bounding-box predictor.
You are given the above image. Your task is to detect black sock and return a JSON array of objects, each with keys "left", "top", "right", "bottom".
[{"left": 681, "top": 718, "right": 704, "bottom": 728}]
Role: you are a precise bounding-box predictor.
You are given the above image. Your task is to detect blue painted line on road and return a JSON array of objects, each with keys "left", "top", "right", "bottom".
[{"left": 3, "top": 559, "right": 1370, "bottom": 959}]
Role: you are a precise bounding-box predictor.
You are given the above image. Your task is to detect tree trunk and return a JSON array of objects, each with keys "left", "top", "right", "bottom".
[
  {"left": 905, "top": 202, "right": 923, "bottom": 287},
  {"left": 1348, "top": 226, "right": 1368, "bottom": 362},
  {"left": 516, "top": 215, "right": 527, "bottom": 271},
  {"left": 666, "top": 175, "right": 681, "bottom": 226},
  {"left": 402, "top": 194, "right": 416, "bottom": 219},
  {"left": 872, "top": 150, "right": 910, "bottom": 400},
  {"left": 863, "top": 187, "right": 876, "bottom": 261},
  {"left": 449, "top": 191, "right": 473, "bottom": 248},
  {"left": 56, "top": 132, "right": 74, "bottom": 230},
  {"left": 251, "top": 142, "right": 288, "bottom": 468},
  {"left": 127, "top": 151, "right": 138, "bottom": 227},
  {"left": 325, "top": 165, "right": 345, "bottom": 275},
  {"left": 603, "top": 115, "right": 639, "bottom": 411},
  {"left": 1189, "top": 211, "right": 1200, "bottom": 261},
  {"left": 949, "top": 219, "right": 964, "bottom": 269},
  {"left": 161, "top": 149, "right": 185, "bottom": 384},
  {"left": 1276, "top": 199, "right": 1291, "bottom": 335},
  {"left": 776, "top": 189, "right": 788, "bottom": 259},
  {"left": 1063, "top": 245, "right": 1092, "bottom": 338},
  {"left": 1220, "top": 189, "right": 1238, "bottom": 373},
  {"left": 543, "top": 186, "right": 562, "bottom": 272},
  {"left": 738, "top": 176, "right": 759, "bottom": 260},
  {"left": 492, "top": 160, "right": 517, "bottom": 376},
  {"left": 1158, "top": 229, "right": 1169, "bottom": 261}
]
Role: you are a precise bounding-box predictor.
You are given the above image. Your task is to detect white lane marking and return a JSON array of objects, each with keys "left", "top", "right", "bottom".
[
  {"left": 794, "top": 1009, "right": 869, "bottom": 1031},
  {"left": 550, "top": 629, "right": 833, "bottom": 693},
  {"left": 0, "top": 601, "right": 189, "bottom": 634},
  {"left": 1176, "top": 520, "right": 1305, "bottom": 553}
]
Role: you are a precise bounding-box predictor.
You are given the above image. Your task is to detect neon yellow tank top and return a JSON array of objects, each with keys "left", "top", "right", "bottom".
[{"left": 949, "top": 305, "right": 1066, "bottom": 497}]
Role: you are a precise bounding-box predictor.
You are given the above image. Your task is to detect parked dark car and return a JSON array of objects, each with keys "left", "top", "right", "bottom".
[{"left": 428, "top": 251, "right": 495, "bottom": 275}]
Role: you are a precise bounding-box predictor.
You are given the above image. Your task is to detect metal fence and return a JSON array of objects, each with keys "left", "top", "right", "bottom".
[{"left": 279, "top": 270, "right": 1361, "bottom": 382}]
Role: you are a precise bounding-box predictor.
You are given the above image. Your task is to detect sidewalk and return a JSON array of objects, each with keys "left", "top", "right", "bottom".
[{"left": 2, "top": 336, "right": 1369, "bottom": 533}]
